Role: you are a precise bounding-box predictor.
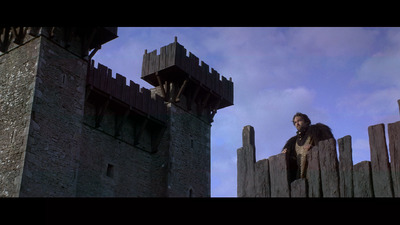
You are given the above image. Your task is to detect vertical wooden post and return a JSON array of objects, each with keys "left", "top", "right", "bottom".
[
  {"left": 269, "top": 152, "right": 290, "bottom": 197},
  {"left": 353, "top": 161, "right": 374, "bottom": 197},
  {"left": 290, "top": 178, "right": 307, "bottom": 197},
  {"left": 338, "top": 135, "right": 354, "bottom": 197},
  {"left": 397, "top": 99, "right": 400, "bottom": 115},
  {"left": 306, "top": 147, "right": 321, "bottom": 197},
  {"left": 255, "top": 159, "right": 270, "bottom": 197},
  {"left": 237, "top": 126, "right": 256, "bottom": 197},
  {"left": 368, "top": 124, "right": 393, "bottom": 197},
  {"left": 318, "top": 138, "right": 340, "bottom": 197},
  {"left": 388, "top": 121, "right": 400, "bottom": 197}
]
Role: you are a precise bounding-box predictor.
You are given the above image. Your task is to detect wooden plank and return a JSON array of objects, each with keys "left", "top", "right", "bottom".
[
  {"left": 159, "top": 46, "right": 167, "bottom": 70},
  {"left": 269, "top": 153, "right": 290, "bottom": 197},
  {"left": 255, "top": 159, "right": 270, "bottom": 197},
  {"left": 141, "top": 50, "right": 149, "bottom": 76},
  {"left": 237, "top": 126, "right": 256, "bottom": 197},
  {"left": 306, "top": 147, "right": 321, "bottom": 197},
  {"left": 237, "top": 146, "right": 255, "bottom": 197},
  {"left": 318, "top": 138, "right": 340, "bottom": 197},
  {"left": 388, "top": 121, "right": 400, "bottom": 197},
  {"left": 368, "top": 123, "right": 394, "bottom": 197},
  {"left": 148, "top": 50, "right": 158, "bottom": 74},
  {"left": 338, "top": 135, "right": 354, "bottom": 197},
  {"left": 353, "top": 161, "right": 374, "bottom": 197},
  {"left": 290, "top": 178, "right": 307, "bottom": 197},
  {"left": 398, "top": 99, "right": 400, "bottom": 115}
]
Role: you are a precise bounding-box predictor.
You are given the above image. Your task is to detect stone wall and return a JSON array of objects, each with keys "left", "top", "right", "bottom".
[
  {"left": 164, "top": 102, "right": 211, "bottom": 197},
  {"left": 0, "top": 37, "right": 40, "bottom": 197},
  {"left": 19, "top": 36, "right": 88, "bottom": 196}
]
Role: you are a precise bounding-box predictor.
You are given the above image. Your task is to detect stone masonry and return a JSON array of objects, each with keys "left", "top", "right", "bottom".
[{"left": 0, "top": 27, "right": 234, "bottom": 197}]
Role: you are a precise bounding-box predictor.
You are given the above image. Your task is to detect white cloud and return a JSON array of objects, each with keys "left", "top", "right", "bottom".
[
  {"left": 356, "top": 53, "right": 400, "bottom": 88},
  {"left": 287, "top": 27, "right": 380, "bottom": 58}
]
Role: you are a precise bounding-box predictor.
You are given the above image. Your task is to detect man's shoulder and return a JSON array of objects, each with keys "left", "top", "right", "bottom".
[
  {"left": 308, "top": 123, "right": 334, "bottom": 140},
  {"left": 286, "top": 135, "right": 297, "bottom": 144},
  {"left": 310, "top": 123, "right": 332, "bottom": 131}
]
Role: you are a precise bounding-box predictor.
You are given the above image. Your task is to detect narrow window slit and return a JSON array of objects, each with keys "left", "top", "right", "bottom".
[{"left": 106, "top": 164, "right": 114, "bottom": 178}]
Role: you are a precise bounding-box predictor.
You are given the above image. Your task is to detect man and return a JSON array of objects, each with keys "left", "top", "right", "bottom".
[{"left": 282, "top": 112, "right": 334, "bottom": 181}]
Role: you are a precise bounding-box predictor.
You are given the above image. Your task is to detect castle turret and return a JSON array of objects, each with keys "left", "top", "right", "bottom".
[{"left": 141, "top": 37, "right": 234, "bottom": 197}]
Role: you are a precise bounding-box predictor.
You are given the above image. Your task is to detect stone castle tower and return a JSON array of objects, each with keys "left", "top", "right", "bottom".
[{"left": 0, "top": 27, "right": 233, "bottom": 197}]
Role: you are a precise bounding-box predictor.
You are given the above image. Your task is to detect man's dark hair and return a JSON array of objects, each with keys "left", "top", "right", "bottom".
[{"left": 292, "top": 112, "right": 311, "bottom": 126}]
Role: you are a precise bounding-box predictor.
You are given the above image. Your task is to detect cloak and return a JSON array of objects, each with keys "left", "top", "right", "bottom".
[{"left": 282, "top": 123, "right": 334, "bottom": 182}]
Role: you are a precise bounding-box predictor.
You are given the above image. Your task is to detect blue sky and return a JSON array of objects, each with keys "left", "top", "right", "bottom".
[{"left": 92, "top": 27, "right": 400, "bottom": 197}]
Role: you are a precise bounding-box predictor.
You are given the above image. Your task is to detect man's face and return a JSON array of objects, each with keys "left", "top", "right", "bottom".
[{"left": 293, "top": 116, "right": 307, "bottom": 131}]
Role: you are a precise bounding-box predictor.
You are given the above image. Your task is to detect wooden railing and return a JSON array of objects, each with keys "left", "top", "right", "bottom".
[{"left": 237, "top": 120, "right": 400, "bottom": 197}]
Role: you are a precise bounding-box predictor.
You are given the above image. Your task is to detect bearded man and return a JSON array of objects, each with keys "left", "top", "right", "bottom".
[{"left": 282, "top": 112, "right": 334, "bottom": 182}]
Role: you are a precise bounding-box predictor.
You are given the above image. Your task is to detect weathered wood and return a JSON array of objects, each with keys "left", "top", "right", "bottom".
[
  {"left": 237, "top": 126, "right": 256, "bottom": 197},
  {"left": 243, "top": 125, "right": 255, "bottom": 147},
  {"left": 269, "top": 153, "right": 290, "bottom": 197},
  {"left": 398, "top": 99, "right": 400, "bottom": 115},
  {"left": 338, "top": 135, "right": 354, "bottom": 197},
  {"left": 368, "top": 124, "right": 393, "bottom": 197},
  {"left": 255, "top": 159, "right": 270, "bottom": 197},
  {"left": 388, "top": 121, "right": 400, "bottom": 197},
  {"left": 353, "top": 161, "right": 374, "bottom": 197},
  {"left": 290, "top": 178, "right": 307, "bottom": 197},
  {"left": 318, "top": 138, "right": 340, "bottom": 197},
  {"left": 306, "top": 147, "right": 321, "bottom": 197}
]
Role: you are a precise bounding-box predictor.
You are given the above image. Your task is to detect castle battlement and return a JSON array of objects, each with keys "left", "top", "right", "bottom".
[
  {"left": 141, "top": 37, "right": 233, "bottom": 110},
  {"left": 87, "top": 60, "right": 167, "bottom": 124}
]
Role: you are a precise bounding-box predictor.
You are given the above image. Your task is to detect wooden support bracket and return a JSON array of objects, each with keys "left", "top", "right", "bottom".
[
  {"left": 0, "top": 27, "right": 11, "bottom": 53},
  {"left": 95, "top": 98, "right": 110, "bottom": 128},
  {"left": 11, "top": 27, "right": 27, "bottom": 45},
  {"left": 115, "top": 109, "right": 130, "bottom": 137},
  {"left": 187, "top": 84, "right": 201, "bottom": 111},
  {"left": 202, "top": 92, "right": 211, "bottom": 108},
  {"left": 156, "top": 72, "right": 167, "bottom": 99},
  {"left": 175, "top": 79, "right": 188, "bottom": 103}
]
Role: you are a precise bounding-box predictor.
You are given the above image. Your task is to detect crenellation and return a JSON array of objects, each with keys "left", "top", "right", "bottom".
[
  {"left": 141, "top": 39, "right": 234, "bottom": 109},
  {"left": 86, "top": 60, "right": 167, "bottom": 123}
]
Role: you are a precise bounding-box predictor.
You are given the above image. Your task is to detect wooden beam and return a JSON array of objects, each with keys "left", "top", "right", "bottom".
[
  {"left": 174, "top": 79, "right": 188, "bottom": 103},
  {"left": 186, "top": 84, "right": 201, "bottom": 111},
  {"left": 0, "top": 27, "right": 11, "bottom": 53},
  {"left": 202, "top": 92, "right": 211, "bottom": 108},
  {"left": 156, "top": 73, "right": 166, "bottom": 99},
  {"left": 11, "top": 27, "right": 27, "bottom": 45}
]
